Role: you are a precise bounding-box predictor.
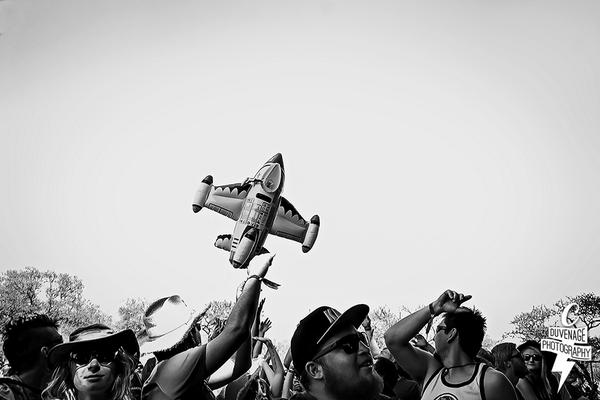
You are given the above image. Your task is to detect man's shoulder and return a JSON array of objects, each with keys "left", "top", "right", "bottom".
[
  {"left": 482, "top": 366, "right": 518, "bottom": 400},
  {"left": 483, "top": 366, "right": 512, "bottom": 386}
]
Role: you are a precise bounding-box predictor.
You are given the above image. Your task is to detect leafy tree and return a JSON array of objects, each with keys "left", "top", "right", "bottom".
[
  {"left": 556, "top": 293, "right": 600, "bottom": 331},
  {"left": 198, "top": 299, "right": 234, "bottom": 338},
  {"left": 0, "top": 267, "right": 111, "bottom": 369},
  {"left": 0, "top": 267, "right": 111, "bottom": 335},
  {"left": 504, "top": 304, "right": 557, "bottom": 342},
  {"left": 117, "top": 297, "right": 149, "bottom": 333},
  {"left": 370, "top": 305, "right": 404, "bottom": 349}
]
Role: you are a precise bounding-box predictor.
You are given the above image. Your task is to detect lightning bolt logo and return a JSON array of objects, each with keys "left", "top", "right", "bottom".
[
  {"left": 551, "top": 342, "right": 575, "bottom": 390},
  {"left": 541, "top": 303, "right": 593, "bottom": 391}
]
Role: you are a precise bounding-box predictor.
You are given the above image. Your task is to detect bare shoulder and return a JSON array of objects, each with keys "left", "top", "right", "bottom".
[{"left": 483, "top": 368, "right": 518, "bottom": 400}]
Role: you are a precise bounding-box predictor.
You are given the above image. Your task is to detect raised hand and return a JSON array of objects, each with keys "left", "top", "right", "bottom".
[
  {"left": 411, "top": 333, "right": 429, "bottom": 349},
  {"left": 259, "top": 318, "right": 272, "bottom": 336},
  {"left": 253, "top": 336, "right": 275, "bottom": 349},
  {"left": 257, "top": 298, "right": 266, "bottom": 315},
  {"left": 247, "top": 253, "right": 276, "bottom": 279},
  {"left": 432, "top": 289, "right": 472, "bottom": 315},
  {"left": 361, "top": 315, "right": 372, "bottom": 331}
]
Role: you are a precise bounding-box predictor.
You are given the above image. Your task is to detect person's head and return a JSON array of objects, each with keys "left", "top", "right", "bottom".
[
  {"left": 140, "top": 295, "right": 207, "bottom": 361},
  {"left": 373, "top": 357, "right": 398, "bottom": 397},
  {"left": 291, "top": 305, "right": 382, "bottom": 400},
  {"left": 476, "top": 348, "right": 495, "bottom": 366},
  {"left": 491, "top": 342, "right": 528, "bottom": 384},
  {"left": 2, "top": 314, "right": 62, "bottom": 377},
  {"left": 517, "top": 340, "right": 543, "bottom": 375},
  {"left": 434, "top": 308, "right": 486, "bottom": 359},
  {"left": 44, "top": 324, "right": 138, "bottom": 400}
]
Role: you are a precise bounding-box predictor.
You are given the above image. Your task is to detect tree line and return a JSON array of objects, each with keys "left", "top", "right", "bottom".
[{"left": 1, "top": 267, "right": 599, "bottom": 379}]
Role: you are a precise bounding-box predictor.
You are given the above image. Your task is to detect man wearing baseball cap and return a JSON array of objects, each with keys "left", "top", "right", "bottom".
[{"left": 290, "top": 304, "right": 383, "bottom": 400}]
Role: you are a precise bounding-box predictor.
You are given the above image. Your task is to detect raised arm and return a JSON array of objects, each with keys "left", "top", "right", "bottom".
[
  {"left": 281, "top": 363, "right": 295, "bottom": 400},
  {"left": 361, "top": 315, "right": 381, "bottom": 357},
  {"left": 252, "top": 318, "right": 272, "bottom": 358},
  {"left": 205, "top": 253, "right": 276, "bottom": 378},
  {"left": 254, "top": 337, "right": 284, "bottom": 398},
  {"left": 384, "top": 289, "right": 471, "bottom": 382}
]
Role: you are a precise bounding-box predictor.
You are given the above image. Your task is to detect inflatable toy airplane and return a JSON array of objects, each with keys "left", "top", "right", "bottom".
[{"left": 192, "top": 153, "right": 320, "bottom": 269}]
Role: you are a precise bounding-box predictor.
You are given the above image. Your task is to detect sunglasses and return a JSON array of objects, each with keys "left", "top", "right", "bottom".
[
  {"left": 313, "top": 332, "right": 369, "bottom": 360},
  {"left": 522, "top": 354, "right": 542, "bottom": 362},
  {"left": 70, "top": 349, "right": 119, "bottom": 367},
  {"left": 435, "top": 325, "right": 449, "bottom": 334}
]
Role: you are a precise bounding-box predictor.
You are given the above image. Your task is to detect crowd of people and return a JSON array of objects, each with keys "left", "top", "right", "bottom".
[{"left": 0, "top": 254, "right": 596, "bottom": 400}]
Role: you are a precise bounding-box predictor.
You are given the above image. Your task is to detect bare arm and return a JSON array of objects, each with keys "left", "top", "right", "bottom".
[
  {"left": 384, "top": 289, "right": 471, "bottom": 383},
  {"left": 208, "top": 335, "right": 252, "bottom": 389},
  {"left": 361, "top": 315, "right": 381, "bottom": 357},
  {"left": 251, "top": 299, "right": 265, "bottom": 358},
  {"left": 254, "top": 337, "right": 284, "bottom": 398},
  {"left": 252, "top": 318, "right": 272, "bottom": 358},
  {"left": 205, "top": 254, "right": 275, "bottom": 378},
  {"left": 283, "top": 347, "right": 292, "bottom": 370},
  {"left": 485, "top": 369, "right": 518, "bottom": 400},
  {"left": 517, "top": 378, "right": 540, "bottom": 400},
  {"left": 281, "top": 364, "right": 295, "bottom": 400}
]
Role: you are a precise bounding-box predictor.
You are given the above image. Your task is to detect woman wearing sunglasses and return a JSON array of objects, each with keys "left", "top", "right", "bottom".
[
  {"left": 517, "top": 340, "right": 553, "bottom": 400},
  {"left": 42, "top": 324, "right": 139, "bottom": 400}
]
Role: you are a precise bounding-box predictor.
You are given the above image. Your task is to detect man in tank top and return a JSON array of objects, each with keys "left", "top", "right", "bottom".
[{"left": 384, "top": 289, "right": 517, "bottom": 400}]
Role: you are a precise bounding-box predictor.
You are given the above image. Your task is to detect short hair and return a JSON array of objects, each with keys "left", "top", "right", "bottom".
[
  {"left": 443, "top": 308, "right": 486, "bottom": 358},
  {"left": 2, "top": 314, "right": 60, "bottom": 374},
  {"left": 491, "top": 342, "right": 516, "bottom": 372}
]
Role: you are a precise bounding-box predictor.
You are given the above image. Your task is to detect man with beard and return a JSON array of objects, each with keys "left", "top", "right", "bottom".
[
  {"left": 491, "top": 343, "right": 531, "bottom": 400},
  {"left": 290, "top": 304, "right": 383, "bottom": 400},
  {"left": 384, "top": 290, "right": 517, "bottom": 400}
]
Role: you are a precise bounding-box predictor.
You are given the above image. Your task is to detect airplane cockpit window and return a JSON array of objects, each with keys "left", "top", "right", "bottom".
[{"left": 255, "top": 164, "right": 282, "bottom": 193}]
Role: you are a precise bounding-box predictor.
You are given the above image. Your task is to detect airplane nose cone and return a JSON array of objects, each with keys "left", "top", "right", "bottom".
[{"left": 267, "top": 153, "right": 284, "bottom": 170}]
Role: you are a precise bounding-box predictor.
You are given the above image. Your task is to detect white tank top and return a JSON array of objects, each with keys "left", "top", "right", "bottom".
[{"left": 421, "top": 363, "right": 489, "bottom": 400}]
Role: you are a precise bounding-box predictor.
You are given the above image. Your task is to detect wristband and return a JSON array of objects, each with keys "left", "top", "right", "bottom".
[
  {"left": 237, "top": 275, "right": 280, "bottom": 299},
  {"left": 425, "top": 303, "right": 435, "bottom": 334}
]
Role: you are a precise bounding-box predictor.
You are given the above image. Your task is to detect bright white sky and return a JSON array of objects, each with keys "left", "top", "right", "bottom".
[{"left": 1, "top": 0, "right": 600, "bottom": 345}]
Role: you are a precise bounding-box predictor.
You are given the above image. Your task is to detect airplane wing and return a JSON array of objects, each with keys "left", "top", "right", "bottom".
[
  {"left": 269, "top": 196, "right": 309, "bottom": 243},
  {"left": 204, "top": 182, "right": 251, "bottom": 220}
]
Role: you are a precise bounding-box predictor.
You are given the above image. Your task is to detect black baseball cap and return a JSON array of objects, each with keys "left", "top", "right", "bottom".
[{"left": 291, "top": 304, "right": 369, "bottom": 374}]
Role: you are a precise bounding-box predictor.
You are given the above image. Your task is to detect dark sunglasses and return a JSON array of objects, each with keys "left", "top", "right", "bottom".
[
  {"left": 313, "top": 332, "right": 369, "bottom": 360},
  {"left": 522, "top": 354, "right": 542, "bottom": 362},
  {"left": 435, "top": 325, "right": 449, "bottom": 333},
  {"left": 70, "top": 349, "right": 118, "bottom": 367}
]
